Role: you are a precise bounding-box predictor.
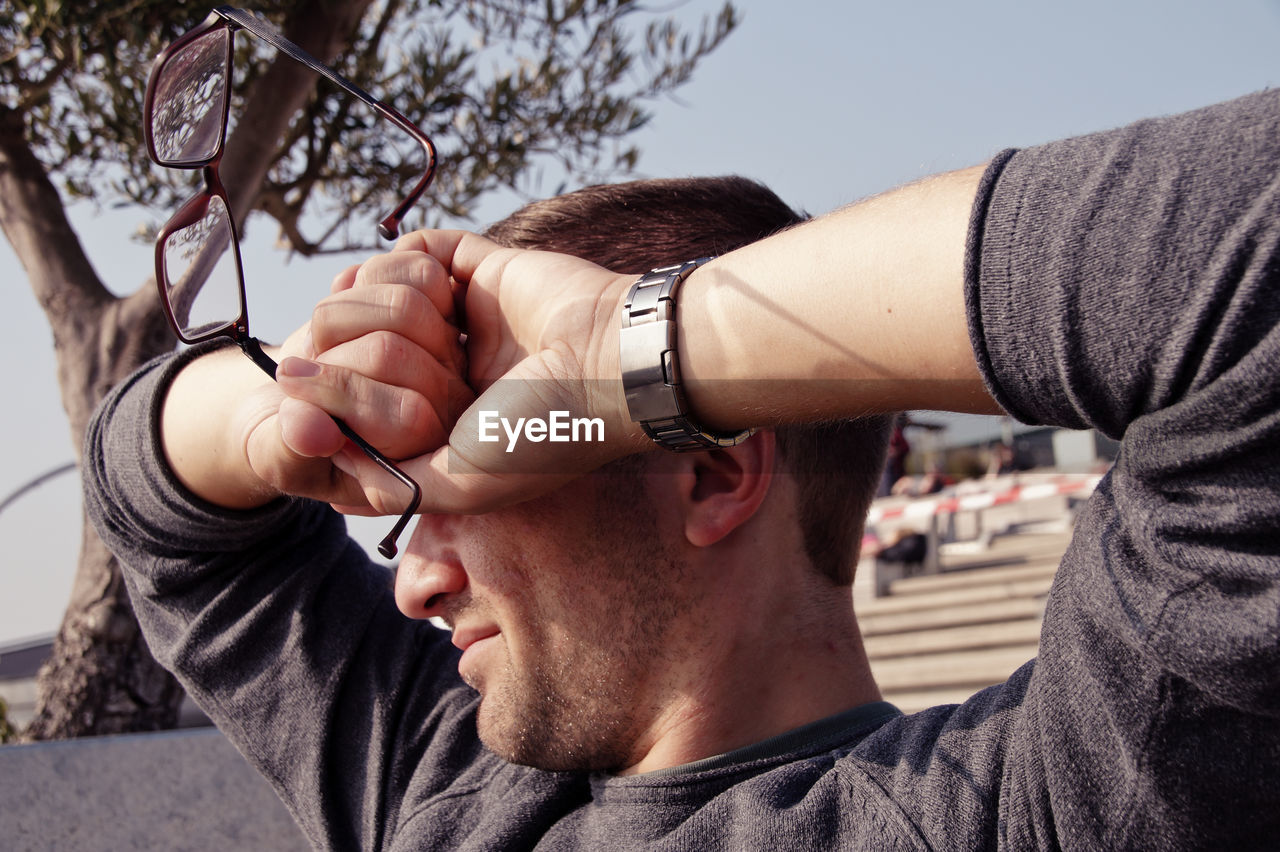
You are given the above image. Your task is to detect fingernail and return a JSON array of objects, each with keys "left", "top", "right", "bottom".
[{"left": 279, "top": 357, "right": 322, "bottom": 378}]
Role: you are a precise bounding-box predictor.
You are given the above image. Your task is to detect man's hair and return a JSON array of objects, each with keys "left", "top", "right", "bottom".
[{"left": 484, "top": 176, "right": 892, "bottom": 585}]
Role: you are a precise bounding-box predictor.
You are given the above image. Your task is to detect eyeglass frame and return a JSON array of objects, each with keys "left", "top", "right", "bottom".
[
  {"left": 145, "top": 5, "right": 438, "bottom": 239},
  {"left": 144, "top": 5, "right": 438, "bottom": 558}
]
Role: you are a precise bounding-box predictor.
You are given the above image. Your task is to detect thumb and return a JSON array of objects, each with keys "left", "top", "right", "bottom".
[{"left": 277, "top": 397, "right": 346, "bottom": 459}]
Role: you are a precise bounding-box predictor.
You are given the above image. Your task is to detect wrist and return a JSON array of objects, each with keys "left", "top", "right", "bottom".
[{"left": 162, "top": 347, "right": 280, "bottom": 509}]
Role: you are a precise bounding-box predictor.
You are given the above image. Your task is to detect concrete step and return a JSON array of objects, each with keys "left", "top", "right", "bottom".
[
  {"left": 871, "top": 644, "right": 1039, "bottom": 693},
  {"left": 853, "top": 529, "right": 1067, "bottom": 714},
  {"left": 936, "top": 533, "right": 1070, "bottom": 572},
  {"left": 855, "top": 576, "right": 1053, "bottom": 617},
  {"left": 883, "top": 561, "right": 1059, "bottom": 597},
  {"left": 859, "top": 597, "right": 1046, "bottom": 637},
  {"left": 863, "top": 618, "right": 1043, "bottom": 660}
]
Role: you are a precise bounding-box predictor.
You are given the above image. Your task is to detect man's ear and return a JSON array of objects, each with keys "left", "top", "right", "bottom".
[{"left": 656, "top": 431, "right": 775, "bottom": 548}]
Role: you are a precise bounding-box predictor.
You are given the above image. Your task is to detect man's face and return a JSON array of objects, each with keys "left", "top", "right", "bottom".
[{"left": 398, "top": 460, "right": 694, "bottom": 771}]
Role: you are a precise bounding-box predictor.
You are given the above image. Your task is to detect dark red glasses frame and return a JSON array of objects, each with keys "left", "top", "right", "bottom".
[{"left": 144, "top": 6, "right": 440, "bottom": 557}]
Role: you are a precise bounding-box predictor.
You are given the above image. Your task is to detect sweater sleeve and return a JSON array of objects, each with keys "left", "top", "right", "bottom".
[
  {"left": 83, "top": 348, "right": 487, "bottom": 850},
  {"left": 964, "top": 88, "right": 1280, "bottom": 848}
]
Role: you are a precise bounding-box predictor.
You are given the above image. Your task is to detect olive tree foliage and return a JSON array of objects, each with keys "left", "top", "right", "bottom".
[{"left": 0, "top": 0, "right": 736, "bottom": 740}]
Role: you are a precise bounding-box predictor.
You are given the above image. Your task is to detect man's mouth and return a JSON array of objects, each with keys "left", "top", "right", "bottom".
[
  {"left": 451, "top": 625, "right": 500, "bottom": 653},
  {"left": 452, "top": 625, "right": 501, "bottom": 684}
]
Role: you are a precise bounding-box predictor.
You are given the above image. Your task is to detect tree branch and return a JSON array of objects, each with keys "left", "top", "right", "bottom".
[
  {"left": 220, "top": 0, "right": 376, "bottom": 222},
  {"left": 0, "top": 106, "right": 109, "bottom": 319},
  {"left": 15, "top": 55, "right": 74, "bottom": 113}
]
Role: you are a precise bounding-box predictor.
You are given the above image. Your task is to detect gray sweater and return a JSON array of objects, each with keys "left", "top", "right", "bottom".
[{"left": 85, "top": 89, "right": 1280, "bottom": 850}]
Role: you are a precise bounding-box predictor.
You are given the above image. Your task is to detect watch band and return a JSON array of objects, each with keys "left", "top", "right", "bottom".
[{"left": 619, "top": 258, "right": 753, "bottom": 452}]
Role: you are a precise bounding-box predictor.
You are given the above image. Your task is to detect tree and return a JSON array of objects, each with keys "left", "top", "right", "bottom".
[
  {"left": 0, "top": 696, "right": 16, "bottom": 744},
  {"left": 0, "top": 0, "right": 736, "bottom": 740}
]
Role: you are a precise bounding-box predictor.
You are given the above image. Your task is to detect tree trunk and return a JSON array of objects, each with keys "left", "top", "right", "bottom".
[
  {"left": 0, "top": 102, "right": 181, "bottom": 740},
  {"left": 23, "top": 516, "right": 188, "bottom": 738},
  {"left": 0, "top": 0, "right": 374, "bottom": 740}
]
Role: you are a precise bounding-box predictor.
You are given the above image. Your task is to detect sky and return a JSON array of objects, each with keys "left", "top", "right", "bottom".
[{"left": 2, "top": 0, "right": 1279, "bottom": 645}]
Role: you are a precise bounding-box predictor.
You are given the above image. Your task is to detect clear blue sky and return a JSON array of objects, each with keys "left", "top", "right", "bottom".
[{"left": 3, "top": 0, "right": 1278, "bottom": 644}]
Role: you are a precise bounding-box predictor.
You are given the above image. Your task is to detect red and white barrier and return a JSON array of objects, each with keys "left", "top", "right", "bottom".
[{"left": 866, "top": 473, "right": 1103, "bottom": 525}]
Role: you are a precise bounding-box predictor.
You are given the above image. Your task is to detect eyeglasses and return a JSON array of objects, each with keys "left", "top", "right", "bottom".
[{"left": 144, "top": 6, "right": 438, "bottom": 558}]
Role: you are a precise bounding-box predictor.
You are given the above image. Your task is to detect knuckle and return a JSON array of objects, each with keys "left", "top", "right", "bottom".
[
  {"left": 363, "top": 330, "right": 407, "bottom": 370},
  {"left": 394, "top": 252, "right": 452, "bottom": 312},
  {"left": 381, "top": 283, "right": 427, "bottom": 328},
  {"left": 321, "top": 361, "right": 355, "bottom": 402},
  {"left": 397, "top": 390, "right": 439, "bottom": 448},
  {"left": 356, "top": 251, "right": 435, "bottom": 293},
  {"left": 396, "top": 250, "right": 436, "bottom": 291},
  {"left": 353, "top": 254, "right": 388, "bottom": 288}
]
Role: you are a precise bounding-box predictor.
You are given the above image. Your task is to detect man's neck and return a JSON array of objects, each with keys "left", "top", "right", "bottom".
[{"left": 619, "top": 580, "right": 880, "bottom": 776}]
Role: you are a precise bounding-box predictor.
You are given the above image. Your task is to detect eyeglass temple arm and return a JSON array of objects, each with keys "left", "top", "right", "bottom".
[
  {"left": 215, "top": 6, "right": 436, "bottom": 242},
  {"left": 238, "top": 337, "right": 422, "bottom": 558}
]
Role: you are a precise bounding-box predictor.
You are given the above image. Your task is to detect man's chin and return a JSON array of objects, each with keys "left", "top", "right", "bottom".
[{"left": 475, "top": 701, "right": 629, "bottom": 773}]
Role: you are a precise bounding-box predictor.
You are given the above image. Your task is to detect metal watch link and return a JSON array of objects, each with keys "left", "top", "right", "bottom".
[{"left": 619, "top": 258, "right": 753, "bottom": 452}]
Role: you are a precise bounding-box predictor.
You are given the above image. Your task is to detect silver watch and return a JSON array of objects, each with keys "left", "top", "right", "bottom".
[{"left": 619, "top": 258, "right": 753, "bottom": 452}]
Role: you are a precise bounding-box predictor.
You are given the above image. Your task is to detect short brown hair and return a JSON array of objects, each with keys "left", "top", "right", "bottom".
[{"left": 484, "top": 177, "right": 892, "bottom": 585}]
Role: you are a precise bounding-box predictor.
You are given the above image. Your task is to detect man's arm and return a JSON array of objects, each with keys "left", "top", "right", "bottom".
[
  {"left": 84, "top": 254, "right": 480, "bottom": 848},
  {"left": 324, "top": 163, "right": 1001, "bottom": 515},
  {"left": 678, "top": 163, "right": 1000, "bottom": 428},
  {"left": 924, "top": 88, "right": 1280, "bottom": 847},
  {"left": 319, "top": 89, "right": 1280, "bottom": 846}
]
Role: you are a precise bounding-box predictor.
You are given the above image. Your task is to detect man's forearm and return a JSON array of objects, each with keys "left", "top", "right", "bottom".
[
  {"left": 677, "top": 164, "right": 1000, "bottom": 431},
  {"left": 160, "top": 345, "right": 281, "bottom": 509},
  {"left": 371, "top": 167, "right": 1003, "bottom": 515}
]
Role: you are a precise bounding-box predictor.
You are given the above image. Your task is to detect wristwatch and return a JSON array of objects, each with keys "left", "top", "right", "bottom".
[{"left": 619, "top": 258, "right": 753, "bottom": 451}]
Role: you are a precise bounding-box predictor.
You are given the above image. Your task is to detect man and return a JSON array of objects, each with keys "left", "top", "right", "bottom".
[
  {"left": 89, "top": 177, "right": 898, "bottom": 847},
  {"left": 87, "top": 88, "right": 1280, "bottom": 848}
]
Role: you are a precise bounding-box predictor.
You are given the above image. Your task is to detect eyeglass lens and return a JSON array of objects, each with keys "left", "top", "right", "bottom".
[
  {"left": 150, "top": 27, "right": 231, "bottom": 165},
  {"left": 162, "top": 193, "right": 243, "bottom": 339}
]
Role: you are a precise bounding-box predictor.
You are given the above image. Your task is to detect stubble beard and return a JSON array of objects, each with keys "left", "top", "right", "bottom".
[
  {"left": 475, "top": 469, "right": 689, "bottom": 772},
  {"left": 478, "top": 639, "right": 655, "bottom": 771}
]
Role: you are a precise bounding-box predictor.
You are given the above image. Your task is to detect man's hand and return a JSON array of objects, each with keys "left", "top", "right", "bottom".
[
  {"left": 160, "top": 248, "right": 470, "bottom": 511},
  {"left": 324, "top": 230, "right": 653, "bottom": 517}
]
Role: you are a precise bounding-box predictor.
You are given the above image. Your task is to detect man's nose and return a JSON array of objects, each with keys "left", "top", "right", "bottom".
[{"left": 395, "top": 515, "right": 468, "bottom": 619}]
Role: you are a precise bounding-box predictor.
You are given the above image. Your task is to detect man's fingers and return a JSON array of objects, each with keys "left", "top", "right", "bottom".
[
  {"left": 276, "top": 355, "right": 456, "bottom": 459},
  {"left": 309, "top": 285, "right": 464, "bottom": 374},
  {"left": 351, "top": 250, "right": 456, "bottom": 318},
  {"left": 391, "top": 229, "right": 513, "bottom": 287},
  {"left": 342, "top": 336, "right": 472, "bottom": 455},
  {"left": 319, "top": 331, "right": 468, "bottom": 423}
]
